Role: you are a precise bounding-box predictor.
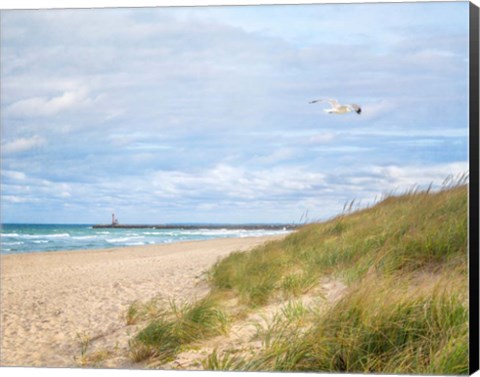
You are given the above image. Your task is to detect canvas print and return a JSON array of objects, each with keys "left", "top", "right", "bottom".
[{"left": 0, "top": 1, "right": 476, "bottom": 374}]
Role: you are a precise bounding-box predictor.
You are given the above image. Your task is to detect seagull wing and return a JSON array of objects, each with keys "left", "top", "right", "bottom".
[
  {"left": 309, "top": 98, "right": 340, "bottom": 109},
  {"left": 326, "top": 99, "right": 341, "bottom": 109}
]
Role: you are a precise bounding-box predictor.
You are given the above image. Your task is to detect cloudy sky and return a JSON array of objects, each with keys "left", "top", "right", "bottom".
[{"left": 0, "top": 1, "right": 470, "bottom": 224}]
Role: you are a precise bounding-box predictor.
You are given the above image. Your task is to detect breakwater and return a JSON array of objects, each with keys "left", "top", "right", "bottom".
[{"left": 92, "top": 224, "right": 300, "bottom": 230}]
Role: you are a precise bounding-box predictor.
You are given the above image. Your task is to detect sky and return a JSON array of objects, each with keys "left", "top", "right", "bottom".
[{"left": 0, "top": 1, "right": 470, "bottom": 224}]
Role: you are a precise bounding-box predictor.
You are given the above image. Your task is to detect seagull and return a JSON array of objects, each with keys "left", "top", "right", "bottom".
[{"left": 309, "top": 98, "right": 362, "bottom": 115}]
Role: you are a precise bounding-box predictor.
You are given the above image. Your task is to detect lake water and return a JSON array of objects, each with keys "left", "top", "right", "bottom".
[{"left": 0, "top": 224, "right": 291, "bottom": 254}]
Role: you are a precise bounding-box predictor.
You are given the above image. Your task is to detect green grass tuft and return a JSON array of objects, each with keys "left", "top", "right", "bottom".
[
  {"left": 129, "top": 296, "right": 229, "bottom": 363},
  {"left": 298, "top": 277, "right": 468, "bottom": 374}
]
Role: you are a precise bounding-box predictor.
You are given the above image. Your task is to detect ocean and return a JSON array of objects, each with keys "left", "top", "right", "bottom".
[{"left": 0, "top": 224, "right": 292, "bottom": 255}]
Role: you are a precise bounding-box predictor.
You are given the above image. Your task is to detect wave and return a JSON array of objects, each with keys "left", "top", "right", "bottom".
[
  {"left": 1, "top": 226, "right": 291, "bottom": 254},
  {"left": 180, "top": 229, "right": 246, "bottom": 236},
  {"left": 18, "top": 233, "right": 71, "bottom": 239},
  {"left": 178, "top": 229, "right": 289, "bottom": 237},
  {"left": 106, "top": 236, "right": 144, "bottom": 243}
]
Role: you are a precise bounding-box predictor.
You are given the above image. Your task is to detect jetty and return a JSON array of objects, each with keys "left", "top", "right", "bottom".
[
  {"left": 92, "top": 213, "right": 301, "bottom": 230},
  {"left": 92, "top": 224, "right": 300, "bottom": 230}
]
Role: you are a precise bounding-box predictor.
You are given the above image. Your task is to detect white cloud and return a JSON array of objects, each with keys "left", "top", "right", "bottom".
[
  {"left": 367, "top": 161, "right": 469, "bottom": 190},
  {"left": 143, "top": 163, "right": 328, "bottom": 203},
  {"left": 2, "top": 195, "right": 30, "bottom": 204},
  {"left": 2, "top": 136, "right": 46, "bottom": 154},
  {"left": 2, "top": 170, "right": 27, "bottom": 181},
  {"left": 6, "top": 87, "right": 93, "bottom": 117}
]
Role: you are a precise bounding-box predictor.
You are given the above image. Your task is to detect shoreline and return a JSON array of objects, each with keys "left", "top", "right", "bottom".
[
  {"left": 1, "top": 225, "right": 293, "bottom": 255},
  {"left": 1, "top": 231, "right": 292, "bottom": 257},
  {"left": 1, "top": 234, "right": 286, "bottom": 368}
]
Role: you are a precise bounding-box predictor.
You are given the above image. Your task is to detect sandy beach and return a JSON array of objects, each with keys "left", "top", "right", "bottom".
[{"left": 0, "top": 235, "right": 285, "bottom": 368}]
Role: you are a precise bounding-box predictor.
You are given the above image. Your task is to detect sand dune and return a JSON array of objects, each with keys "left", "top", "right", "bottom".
[{"left": 0, "top": 235, "right": 285, "bottom": 367}]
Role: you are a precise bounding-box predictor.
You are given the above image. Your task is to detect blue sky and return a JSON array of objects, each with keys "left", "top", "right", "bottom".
[{"left": 0, "top": 2, "right": 470, "bottom": 224}]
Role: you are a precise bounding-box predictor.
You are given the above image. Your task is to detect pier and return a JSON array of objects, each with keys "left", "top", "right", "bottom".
[
  {"left": 92, "top": 224, "right": 301, "bottom": 230},
  {"left": 92, "top": 213, "right": 302, "bottom": 230}
]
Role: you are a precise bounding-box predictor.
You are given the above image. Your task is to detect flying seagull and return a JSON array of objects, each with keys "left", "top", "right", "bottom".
[{"left": 309, "top": 98, "right": 362, "bottom": 115}]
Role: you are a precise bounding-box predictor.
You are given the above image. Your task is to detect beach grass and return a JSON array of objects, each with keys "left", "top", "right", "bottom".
[
  {"left": 130, "top": 181, "right": 468, "bottom": 374},
  {"left": 129, "top": 295, "right": 229, "bottom": 364},
  {"left": 219, "top": 273, "right": 467, "bottom": 374},
  {"left": 210, "top": 183, "right": 467, "bottom": 302}
]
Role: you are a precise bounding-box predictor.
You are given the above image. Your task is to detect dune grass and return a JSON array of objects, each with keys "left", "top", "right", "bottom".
[
  {"left": 130, "top": 182, "right": 469, "bottom": 374},
  {"left": 128, "top": 296, "right": 229, "bottom": 364},
  {"left": 205, "top": 183, "right": 469, "bottom": 374},
  {"left": 209, "top": 184, "right": 467, "bottom": 304},
  {"left": 217, "top": 273, "right": 468, "bottom": 374}
]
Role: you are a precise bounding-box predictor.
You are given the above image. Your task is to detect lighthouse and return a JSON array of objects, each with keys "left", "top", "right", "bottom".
[{"left": 112, "top": 213, "right": 119, "bottom": 226}]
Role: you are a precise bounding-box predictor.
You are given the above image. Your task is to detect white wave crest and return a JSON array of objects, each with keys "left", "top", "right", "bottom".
[
  {"left": 20, "top": 233, "right": 71, "bottom": 239},
  {"left": 72, "top": 235, "right": 99, "bottom": 240},
  {"left": 106, "top": 236, "right": 144, "bottom": 243}
]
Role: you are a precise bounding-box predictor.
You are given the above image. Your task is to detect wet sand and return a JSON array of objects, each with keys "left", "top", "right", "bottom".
[{"left": 0, "top": 235, "right": 284, "bottom": 367}]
